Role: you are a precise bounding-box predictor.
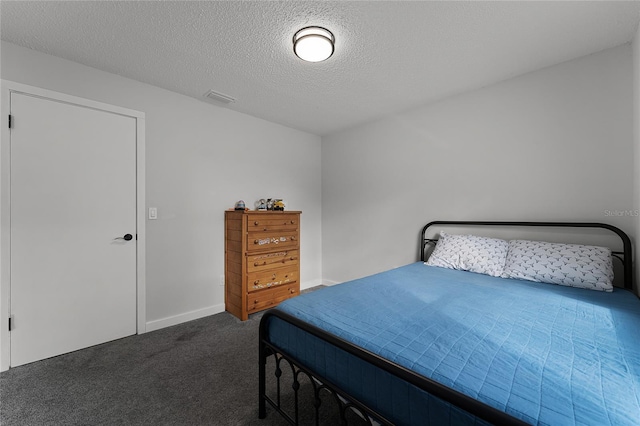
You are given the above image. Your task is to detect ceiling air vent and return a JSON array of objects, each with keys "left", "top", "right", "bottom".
[{"left": 203, "top": 90, "right": 236, "bottom": 105}]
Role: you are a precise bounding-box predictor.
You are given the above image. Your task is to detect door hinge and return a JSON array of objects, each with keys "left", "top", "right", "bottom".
[
  {"left": 8, "top": 317, "right": 12, "bottom": 331},
  {"left": 8, "top": 114, "right": 12, "bottom": 129}
]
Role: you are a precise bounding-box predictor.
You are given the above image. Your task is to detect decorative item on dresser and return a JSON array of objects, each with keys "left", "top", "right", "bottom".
[{"left": 225, "top": 210, "right": 301, "bottom": 321}]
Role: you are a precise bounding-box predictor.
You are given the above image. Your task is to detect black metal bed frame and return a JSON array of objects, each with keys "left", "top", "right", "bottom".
[{"left": 259, "top": 221, "right": 634, "bottom": 425}]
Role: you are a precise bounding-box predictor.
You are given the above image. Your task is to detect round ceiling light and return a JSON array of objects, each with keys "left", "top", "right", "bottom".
[{"left": 293, "top": 26, "right": 335, "bottom": 62}]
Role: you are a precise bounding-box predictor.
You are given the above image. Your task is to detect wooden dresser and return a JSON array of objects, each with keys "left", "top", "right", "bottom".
[{"left": 225, "top": 210, "right": 301, "bottom": 321}]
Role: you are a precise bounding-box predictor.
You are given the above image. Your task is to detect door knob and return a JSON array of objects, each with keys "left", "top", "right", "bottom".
[{"left": 115, "top": 234, "right": 133, "bottom": 241}]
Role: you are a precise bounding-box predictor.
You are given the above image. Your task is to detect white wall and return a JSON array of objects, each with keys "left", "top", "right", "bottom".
[
  {"left": 1, "top": 41, "right": 323, "bottom": 329},
  {"left": 322, "top": 44, "right": 634, "bottom": 285},
  {"left": 634, "top": 26, "right": 640, "bottom": 291}
]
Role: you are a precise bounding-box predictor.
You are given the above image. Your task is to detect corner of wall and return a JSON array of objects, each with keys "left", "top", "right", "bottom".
[{"left": 632, "top": 23, "right": 640, "bottom": 294}]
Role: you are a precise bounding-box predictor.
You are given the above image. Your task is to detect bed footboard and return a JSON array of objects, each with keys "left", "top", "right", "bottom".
[
  {"left": 259, "top": 309, "right": 527, "bottom": 426},
  {"left": 259, "top": 338, "right": 387, "bottom": 425}
]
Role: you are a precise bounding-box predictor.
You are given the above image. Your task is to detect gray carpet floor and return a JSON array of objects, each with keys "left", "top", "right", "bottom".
[{"left": 0, "top": 306, "right": 367, "bottom": 425}]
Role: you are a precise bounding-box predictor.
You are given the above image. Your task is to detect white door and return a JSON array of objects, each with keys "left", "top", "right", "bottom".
[{"left": 10, "top": 92, "right": 137, "bottom": 367}]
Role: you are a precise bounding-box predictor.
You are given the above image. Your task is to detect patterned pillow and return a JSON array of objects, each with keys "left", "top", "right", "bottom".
[
  {"left": 502, "top": 240, "right": 614, "bottom": 292},
  {"left": 426, "top": 232, "right": 509, "bottom": 277}
]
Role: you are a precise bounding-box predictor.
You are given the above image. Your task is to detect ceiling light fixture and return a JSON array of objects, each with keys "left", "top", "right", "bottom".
[{"left": 293, "top": 26, "right": 335, "bottom": 62}]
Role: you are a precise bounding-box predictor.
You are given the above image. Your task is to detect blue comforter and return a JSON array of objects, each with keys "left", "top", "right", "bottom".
[{"left": 272, "top": 263, "right": 640, "bottom": 425}]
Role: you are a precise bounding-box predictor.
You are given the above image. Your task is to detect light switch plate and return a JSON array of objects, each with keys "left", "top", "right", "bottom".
[{"left": 148, "top": 207, "right": 157, "bottom": 220}]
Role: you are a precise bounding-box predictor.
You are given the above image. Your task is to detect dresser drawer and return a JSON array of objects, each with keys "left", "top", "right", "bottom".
[
  {"left": 247, "top": 250, "right": 299, "bottom": 273},
  {"left": 247, "top": 231, "right": 298, "bottom": 251},
  {"left": 247, "top": 284, "right": 299, "bottom": 313},
  {"left": 248, "top": 265, "right": 298, "bottom": 292},
  {"left": 247, "top": 214, "right": 299, "bottom": 232}
]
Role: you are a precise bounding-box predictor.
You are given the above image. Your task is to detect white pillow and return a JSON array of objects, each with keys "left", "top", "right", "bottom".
[
  {"left": 425, "top": 232, "right": 509, "bottom": 277},
  {"left": 502, "top": 240, "right": 614, "bottom": 292}
]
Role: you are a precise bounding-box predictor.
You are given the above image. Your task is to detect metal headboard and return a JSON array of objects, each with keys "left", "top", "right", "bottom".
[{"left": 421, "top": 221, "right": 633, "bottom": 290}]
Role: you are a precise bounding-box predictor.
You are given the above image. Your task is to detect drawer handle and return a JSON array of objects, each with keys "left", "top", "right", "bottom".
[
  {"left": 272, "top": 274, "right": 276, "bottom": 279},
  {"left": 254, "top": 280, "right": 259, "bottom": 285},
  {"left": 254, "top": 221, "right": 259, "bottom": 225},
  {"left": 290, "top": 289, "right": 295, "bottom": 294},
  {"left": 291, "top": 220, "right": 295, "bottom": 224},
  {"left": 254, "top": 299, "right": 258, "bottom": 304},
  {"left": 291, "top": 236, "right": 297, "bottom": 241},
  {"left": 254, "top": 261, "right": 266, "bottom": 267}
]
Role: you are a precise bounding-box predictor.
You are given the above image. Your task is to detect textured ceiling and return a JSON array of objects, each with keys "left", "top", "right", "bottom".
[{"left": 2, "top": 1, "right": 640, "bottom": 136}]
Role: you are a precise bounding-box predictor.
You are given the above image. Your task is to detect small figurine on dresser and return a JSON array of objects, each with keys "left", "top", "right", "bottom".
[
  {"left": 234, "top": 200, "right": 246, "bottom": 210},
  {"left": 255, "top": 198, "right": 285, "bottom": 211}
]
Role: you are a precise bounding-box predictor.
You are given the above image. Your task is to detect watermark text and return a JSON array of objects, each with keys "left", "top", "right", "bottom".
[{"left": 604, "top": 209, "right": 639, "bottom": 217}]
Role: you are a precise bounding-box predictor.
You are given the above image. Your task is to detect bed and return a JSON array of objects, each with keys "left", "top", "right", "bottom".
[{"left": 258, "top": 221, "right": 640, "bottom": 425}]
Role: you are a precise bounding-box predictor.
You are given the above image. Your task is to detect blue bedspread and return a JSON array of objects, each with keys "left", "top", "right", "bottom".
[{"left": 271, "top": 263, "right": 640, "bottom": 425}]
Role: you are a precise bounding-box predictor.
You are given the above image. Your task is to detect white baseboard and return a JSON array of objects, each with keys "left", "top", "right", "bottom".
[
  {"left": 300, "top": 278, "right": 324, "bottom": 290},
  {"left": 145, "top": 279, "right": 334, "bottom": 332},
  {"left": 145, "top": 303, "right": 225, "bottom": 333},
  {"left": 322, "top": 279, "right": 341, "bottom": 286}
]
